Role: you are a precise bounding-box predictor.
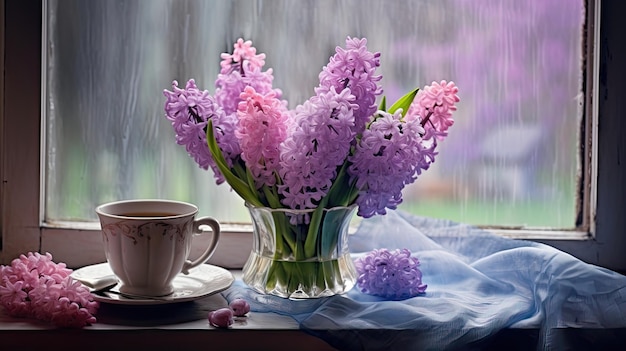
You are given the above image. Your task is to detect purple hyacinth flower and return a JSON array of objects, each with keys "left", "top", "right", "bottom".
[
  {"left": 163, "top": 79, "right": 231, "bottom": 184},
  {"left": 348, "top": 109, "right": 426, "bottom": 218},
  {"left": 354, "top": 248, "right": 427, "bottom": 300},
  {"left": 279, "top": 87, "right": 358, "bottom": 212},
  {"left": 317, "top": 36, "right": 383, "bottom": 136}
]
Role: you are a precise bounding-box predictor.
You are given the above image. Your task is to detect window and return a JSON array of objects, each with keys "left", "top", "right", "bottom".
[
  {"left": 3, "top": 0, "right": 626, "bottom": 272},
  {"left": 44, "top": 0, "right": 585, "bottom": 229}
]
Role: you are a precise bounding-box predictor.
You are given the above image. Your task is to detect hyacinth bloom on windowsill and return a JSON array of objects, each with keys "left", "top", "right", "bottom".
[
  {"left": 0, "top": 252, "right": 99, "bottom": 328},
  {"left": 163, "top": 37, "right": 459, "bottom": 298}
]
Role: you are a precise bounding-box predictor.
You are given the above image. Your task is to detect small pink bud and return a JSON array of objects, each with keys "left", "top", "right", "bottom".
[
  {"left": 229, "top": 298, "right": 251, "bottom": 316},
  {"left": 208, "top": 308, "right": 233, "bottom": 328}
]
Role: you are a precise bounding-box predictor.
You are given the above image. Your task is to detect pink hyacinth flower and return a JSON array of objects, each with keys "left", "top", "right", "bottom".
[
  {"left": 235, "top": 86, "right": 290, "bottom": 188},
  {"left": 407, "top": 80, "right": 460, "bottom": 139},
  {"left": 220, "top": 38, "right": 266, "bottom": 74}
]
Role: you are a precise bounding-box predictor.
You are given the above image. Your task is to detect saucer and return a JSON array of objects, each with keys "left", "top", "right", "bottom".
[{"left": 71, "top": 263, "right": 234, "bottom": 305}]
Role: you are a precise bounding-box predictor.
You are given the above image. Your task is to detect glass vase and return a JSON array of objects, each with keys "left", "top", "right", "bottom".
[{"left": 242, "top": 203, "right": 358, "bottom": 299}]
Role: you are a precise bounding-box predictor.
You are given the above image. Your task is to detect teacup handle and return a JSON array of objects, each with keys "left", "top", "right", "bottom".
[{"left": 181, "top": 216, "right": 221, "bottom": 274}]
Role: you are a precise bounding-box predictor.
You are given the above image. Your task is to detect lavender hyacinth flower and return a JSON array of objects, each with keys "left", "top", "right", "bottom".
[
  {"left": 163, "top": 79, "right": 231, "bottom": 184},
  {"left": 354, "top": 248, "right": 427, "bottom": 300},
  {"left": 348, "top": 109, "right": 426, "bottom": 218},
  {"left": 317, "top": 37, "right": 383, "bottom": 136},
  {"left": 279, "top": 87, "right": 358, "bottom": 212}
]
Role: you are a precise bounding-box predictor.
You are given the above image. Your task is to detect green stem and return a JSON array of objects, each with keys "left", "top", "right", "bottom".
[
  {"left": 265, "top": 260, "right": 281, "bottom": 291},
  {"left": 206, "top": 121, "right": 264, "bottom": 207},
  {"left": 262, "top": 185, "right": 281, "bottom": 208},
  {"left": 294, "top": 224, "right": 306, "bottom": 260},
  {"left": 275, "top": 211, "right": 296, "bottom": 257},
  {"left": 345, "top": 178, "right": 360, "bottom": 205},
  {"left": 304, "top": 197, "right": 328, "bottom": 258}
]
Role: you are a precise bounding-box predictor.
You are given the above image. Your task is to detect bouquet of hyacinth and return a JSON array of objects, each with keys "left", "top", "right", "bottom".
[{"left": 164, "top": 37, "right": 459, "bottom": 297}]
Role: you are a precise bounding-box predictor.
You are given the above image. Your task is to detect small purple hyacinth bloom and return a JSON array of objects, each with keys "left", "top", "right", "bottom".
[{"left": 354, "top": 248, "right": 427, "bottom": 300}]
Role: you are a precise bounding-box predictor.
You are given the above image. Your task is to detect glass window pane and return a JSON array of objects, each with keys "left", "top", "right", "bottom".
[{"left": 45, "top": 0, "right": 584, "bottom": 228}]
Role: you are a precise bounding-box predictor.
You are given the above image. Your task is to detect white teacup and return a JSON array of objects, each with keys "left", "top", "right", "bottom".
[{"left": 96, "top": 199, "right": 221, "bottom": 297}]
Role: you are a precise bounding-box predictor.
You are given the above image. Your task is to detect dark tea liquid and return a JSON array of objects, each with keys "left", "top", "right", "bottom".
[{"left": 117, "top": 212, "right": 179, "bottom": 217}]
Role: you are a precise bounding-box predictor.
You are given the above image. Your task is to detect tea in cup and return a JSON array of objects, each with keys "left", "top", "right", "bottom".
[{"left": 96, "top": 199, "right": 221, "bottom": 297}]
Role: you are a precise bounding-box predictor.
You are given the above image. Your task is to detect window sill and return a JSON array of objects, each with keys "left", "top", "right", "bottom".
[
  {"left": 0, "top": 279, "right": 336, "bottom": 350},
  {"left": 2, "top": 286, "right": 625, "bottom": 351}
]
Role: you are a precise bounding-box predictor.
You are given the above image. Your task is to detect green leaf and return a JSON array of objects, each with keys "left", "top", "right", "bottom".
[
  {"left": 262, "top": 185, "right": 282, "bottom": 209},
  {"left": 242, "top": 164, "right": 258, "bottom": 196},
  {"left": 388, "top": 88, "right": 419, "bottom": 117},
  {"left": 327, "top": 161, "right": 356, "bottom": 207},
  {"left": 206, "top": 120, "right": 263, "bottom": 207},
  {"left": 232, "top": 159, "right": 248, "bottom": 181},
  {"left": 378, "top": 96, "right": 387, "bottom": 112}
]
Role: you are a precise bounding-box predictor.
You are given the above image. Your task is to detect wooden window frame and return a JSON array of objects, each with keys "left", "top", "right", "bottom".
[{"left": 2, "top": 0, "right": 626, "bottom": 272}]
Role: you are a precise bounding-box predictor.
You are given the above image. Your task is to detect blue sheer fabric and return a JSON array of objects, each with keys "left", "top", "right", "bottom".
[{"left": 223, "top": 210, "right": 626, "bottom": 350}]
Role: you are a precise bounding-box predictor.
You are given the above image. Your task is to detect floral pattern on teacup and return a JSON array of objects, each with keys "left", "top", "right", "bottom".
[{"left": 101, "top": 220, "right": 191, "bottom": 245}]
